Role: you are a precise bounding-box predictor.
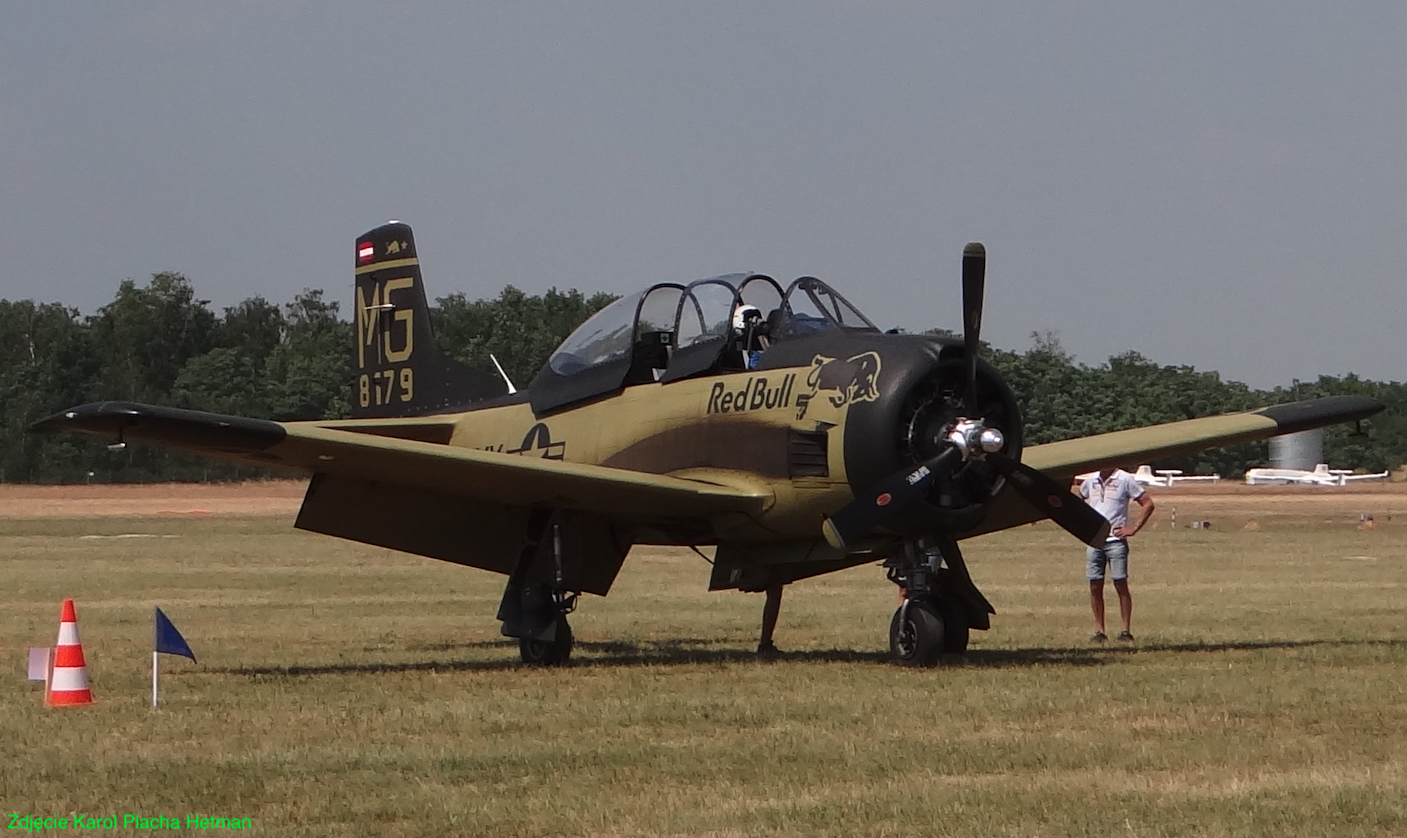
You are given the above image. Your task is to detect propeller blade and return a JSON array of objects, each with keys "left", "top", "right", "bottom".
[
  {"left": 986, "top": 452, "right": 1111, "bottom": 546},
  {"left": 961, "top": 243, "right": 985, "bottom": 413},
  {"left": 822, "top": 448, "right": 960, "bottom": 550}
]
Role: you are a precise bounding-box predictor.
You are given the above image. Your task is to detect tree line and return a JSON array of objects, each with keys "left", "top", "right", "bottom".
[{"left": 2, "top": 273, "right": 1402, "bottom": 483}]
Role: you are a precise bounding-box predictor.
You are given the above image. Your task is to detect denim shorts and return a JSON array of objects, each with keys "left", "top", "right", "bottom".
[{"left": 1086, "top": 539, "right": 1129, "bottom": 582}]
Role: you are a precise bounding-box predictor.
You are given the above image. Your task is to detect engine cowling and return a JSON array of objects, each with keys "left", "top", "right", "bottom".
[{"left": 838, "top": 336, "right": 1023, "bottom": 537}]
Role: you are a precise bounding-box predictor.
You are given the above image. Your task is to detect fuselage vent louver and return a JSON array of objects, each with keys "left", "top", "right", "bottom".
[{"left": 787, "top": 429, "right": 829, "bottom": 478}]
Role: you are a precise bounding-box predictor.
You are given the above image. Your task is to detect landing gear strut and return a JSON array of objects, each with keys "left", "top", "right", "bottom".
[{"left": 885, "top": 537, "right": 987, "bottom": 666}]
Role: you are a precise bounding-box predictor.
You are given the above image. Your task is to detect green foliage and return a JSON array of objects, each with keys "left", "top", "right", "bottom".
[
  {"left": 0, "top": 300, "right": 100, "bottom": 482},
  {"left": 992, "top": 338, "right": 1282, "bottom": 478},
  {"left": 1, "top": 274, "right": 1403, "bottom": 483},
  {"left": 431, "top": 285, "right": 617, "bottom": 385},
  {"left": 262, "top": 289, "right": 352, "bottom": 421},
  {"left": 89, "top": 272, "right": 218, "bottom": 403}
]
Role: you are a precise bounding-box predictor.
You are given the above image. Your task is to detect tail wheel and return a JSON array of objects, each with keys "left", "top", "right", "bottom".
[
  {"left": 888, "top": 600, "right": 945, "bottom": 667},
  {"left": 519, "top": 617, "right": 574, "bottom": 666}
]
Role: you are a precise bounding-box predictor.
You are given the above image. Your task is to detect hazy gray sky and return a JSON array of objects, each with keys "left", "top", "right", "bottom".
[{"left": 4, "top": 2, "right": 1403, "bottom": 389}]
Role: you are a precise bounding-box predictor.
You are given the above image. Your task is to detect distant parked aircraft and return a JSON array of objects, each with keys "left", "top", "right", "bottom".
[
  {"left": 1075, "top": 465, "right": 1222, "bottom": 488},
  {"left": 1243, "top": 464, "right": 1390, "bottom": 487},
  {"left": 1133, "top": 465, "right": 1222, "bottom": 487}
]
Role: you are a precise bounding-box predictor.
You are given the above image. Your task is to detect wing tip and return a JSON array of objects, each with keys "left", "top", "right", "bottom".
[
  {"left": 1255, "top": 395, "right": 1384, "bottom": 435},
  {"left": 31, "top": 401, "right": 286, "bottom": 453}
]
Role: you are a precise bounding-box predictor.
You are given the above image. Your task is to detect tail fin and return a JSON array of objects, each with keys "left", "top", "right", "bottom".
[{"left": 352, "top": 222, "right": 509, "bottom": 418}]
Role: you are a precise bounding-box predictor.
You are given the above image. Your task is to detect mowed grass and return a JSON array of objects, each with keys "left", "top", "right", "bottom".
[{"left": 3, "top": 496, "right": 1406, "bottom": 837}]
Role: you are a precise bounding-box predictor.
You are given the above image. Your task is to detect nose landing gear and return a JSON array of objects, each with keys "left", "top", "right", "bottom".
[{"left": 885, "top": 536, "right": 989, "bottom": 666}]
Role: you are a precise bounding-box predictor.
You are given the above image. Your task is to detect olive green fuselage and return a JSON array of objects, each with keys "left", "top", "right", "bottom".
[{"left": 444, "top": 367, "right": 853, "bottom": 544}]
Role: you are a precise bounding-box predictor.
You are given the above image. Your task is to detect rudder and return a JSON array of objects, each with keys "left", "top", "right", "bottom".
[{"left": 353, "top": 223, "right": 509, "bottom": 417}]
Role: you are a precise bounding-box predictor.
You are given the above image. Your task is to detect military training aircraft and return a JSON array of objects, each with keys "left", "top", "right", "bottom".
[{"left": 34, "top": 223, "right": 1385, "bottom": 666}]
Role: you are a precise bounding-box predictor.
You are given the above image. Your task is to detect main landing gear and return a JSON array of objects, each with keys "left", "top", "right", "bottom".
[
  {"left": 884, "top": 537, "right": 990, "bottom": 667},
  {"left": 499, "top": 519, "right": 582, "bottom": 666},
  {"left": 517, "top": 590, "right": 577, "bottom": 666}
]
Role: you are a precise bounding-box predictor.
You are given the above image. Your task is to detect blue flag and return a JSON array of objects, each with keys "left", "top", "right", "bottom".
[{"left": 154, "top": 607, "right": 196, "bottom": 662}]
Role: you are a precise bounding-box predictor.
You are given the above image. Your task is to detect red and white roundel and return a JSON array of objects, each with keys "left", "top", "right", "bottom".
[{"left": 875, "top": 493, "right": 892, "bottom": 507}]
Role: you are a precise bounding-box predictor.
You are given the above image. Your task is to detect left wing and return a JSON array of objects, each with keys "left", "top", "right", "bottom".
[
  {"left": 31, "top": 402, "right": 772, "bottom": 522},
  {"left": 965, "top": 395, "right": 1383, "bottom": 538}
]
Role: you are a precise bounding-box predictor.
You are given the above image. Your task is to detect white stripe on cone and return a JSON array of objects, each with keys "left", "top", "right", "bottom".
[
  {"left": 47, "top": 599, "right": 94, "bottom": 706},
  {"left": 50, "top": 664, "right": 90, "bottom": 691}
]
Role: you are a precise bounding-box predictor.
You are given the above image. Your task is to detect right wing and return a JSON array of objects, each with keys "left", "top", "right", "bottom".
[
  {"left": 965, "top": 395, "right": 1384, "bottom": 538},
  {"left": 1021, "top": 396, "right": 1383, "bottom": 481}
]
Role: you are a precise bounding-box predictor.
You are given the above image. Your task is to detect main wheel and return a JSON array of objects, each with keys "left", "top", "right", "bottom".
[
  {"left": 937, "top": 598, "right": 970, "bottom": 655},
  {"left": 519, "top": 617, "right": 574, "bottom": 666},
  {"left": 889, "top": 600, "right": 945, "bottom": 666}
]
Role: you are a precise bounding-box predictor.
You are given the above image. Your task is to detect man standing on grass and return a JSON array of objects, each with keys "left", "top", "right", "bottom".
[{"left": 1078, "top": 467, "right": 1155, "bottom": 643}]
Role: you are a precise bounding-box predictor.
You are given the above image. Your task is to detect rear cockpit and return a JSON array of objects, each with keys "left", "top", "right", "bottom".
[{"left": 529, "top": 274, "right": 878, "bottom": 413}]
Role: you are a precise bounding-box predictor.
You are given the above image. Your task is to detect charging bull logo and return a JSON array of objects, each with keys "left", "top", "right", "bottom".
[{"left": 795, "top": 351, "right": 882, "bottom": 420}]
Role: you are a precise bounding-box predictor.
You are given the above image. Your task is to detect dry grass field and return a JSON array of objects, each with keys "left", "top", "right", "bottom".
[{"left": 3, "top": 480, "right": 1406, "bottom": 836}]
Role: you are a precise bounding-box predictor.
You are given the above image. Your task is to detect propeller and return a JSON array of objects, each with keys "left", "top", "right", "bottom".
[
  {"left": 961, "top": 243, "right": 984, "bottom": 413},
  {"left": 985, "top": 452, "right": 1110, "bottom": 546},
  {"left": 821, "top": 243, "right": 1112, "bottom": 551},
  {"left": 821, "top": 448, "right": 959, "bottom": 550}
]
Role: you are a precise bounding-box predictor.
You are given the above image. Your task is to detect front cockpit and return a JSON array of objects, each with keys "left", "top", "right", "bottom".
[{"left": 530, "top": 274, "right": 879, "bottom": 413}]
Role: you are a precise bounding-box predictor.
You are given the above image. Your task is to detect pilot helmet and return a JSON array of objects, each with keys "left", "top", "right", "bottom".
[{"left": 732, "top": 304, "right": 762, "bottom": 332}]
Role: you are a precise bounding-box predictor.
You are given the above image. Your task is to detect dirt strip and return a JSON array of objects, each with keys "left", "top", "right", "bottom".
[
  {"left": 0, "top": 480, "right": 308, "bottom": 519},
  {"left": 1, "top": 478, "right": 1403, "bottom": 520}
]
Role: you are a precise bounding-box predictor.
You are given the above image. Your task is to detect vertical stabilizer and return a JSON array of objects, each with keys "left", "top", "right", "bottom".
[{"left": 352, "top": 223, "right": 508, "bottom": 418}]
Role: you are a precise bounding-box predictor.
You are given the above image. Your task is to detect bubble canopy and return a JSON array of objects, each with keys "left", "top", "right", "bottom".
[{"left": 529, "top": 273, "right": 878, "bottom": 413}]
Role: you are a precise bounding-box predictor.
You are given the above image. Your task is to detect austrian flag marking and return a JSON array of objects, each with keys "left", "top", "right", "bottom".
[
  {"left": 357, "top": 241, "right": 375, "bottom": 263},
  {"left": 876, "top": 492, "right": 892, "bottom": 507}
]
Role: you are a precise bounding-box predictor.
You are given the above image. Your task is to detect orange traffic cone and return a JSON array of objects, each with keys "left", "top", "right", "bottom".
[{"left": 47, "top": 599, "right": 94, "bottom": 706}]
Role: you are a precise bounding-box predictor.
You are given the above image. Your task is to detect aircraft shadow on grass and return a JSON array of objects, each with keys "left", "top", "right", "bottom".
[{"left": 205, "top": 638, "right": 1405, "bottom": 679}]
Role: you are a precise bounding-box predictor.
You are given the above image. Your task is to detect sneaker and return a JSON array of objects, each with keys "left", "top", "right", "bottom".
[
  {"left": 756, "top": 641, "right": 780, "bottom": 657},
  {"left": 1116, "top": 631, "right": 1135, "bottom": 643},
  {"left": 1090, "top": 632, "right": 1108, "bottom": 643}
]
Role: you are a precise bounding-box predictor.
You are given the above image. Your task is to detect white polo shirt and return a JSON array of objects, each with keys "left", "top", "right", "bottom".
[{"left": 1079, "top": 469, "right": 1146, "bottom": 536}]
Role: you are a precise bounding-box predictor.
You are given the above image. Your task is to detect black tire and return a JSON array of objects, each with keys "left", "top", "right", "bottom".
[
  {"left": 519, "top": 617, "right": 573, "bottom": 666},
  {"left": 888, "top": 600, "right": 945, "bottom": 667},
  {"left": 937, "top": 598, "right": 970, "bottom": 655}
]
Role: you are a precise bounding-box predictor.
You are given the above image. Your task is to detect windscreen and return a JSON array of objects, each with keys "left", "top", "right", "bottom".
[{"left": 548, "top": 291, "right": 641, "bottom": 375}]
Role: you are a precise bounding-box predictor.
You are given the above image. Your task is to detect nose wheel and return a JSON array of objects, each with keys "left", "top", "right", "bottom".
[
  {"left": 888, "top": 597, "right": 972, "bottom": 665},
  {"left": 889, "top": 600, "right": 944, "bottom": 666}
]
